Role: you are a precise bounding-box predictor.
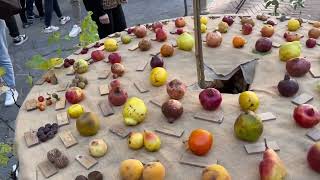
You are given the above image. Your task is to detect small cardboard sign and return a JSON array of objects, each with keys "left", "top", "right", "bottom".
[
  {"left": 134, "top": 81, "right": 149, "bottom": 93},
  {"left": 150, "top": 99, "right": 162, "bottom": 107},
  {"left": 24, "top": 130, "right": 40, "bottom": 147},
  {"left": 25, "top": 99, "right": 38, "bottom": 111},
  {"left": 55, "top": 97, "right": 66, "bottom": 111},
  {"left": 193, "top": 112, "right": 224, "bottom": 124},
  {"left": 56, "top": 82, "right": 69, "bottom": 92},
  {"left": 56, "top": 112, "right": 69, "bottom": 127},
  {"left": 258, "top": 112, "right": 276, "bottom": 122},
  {"left": 66, "top": 69, "right": 75, "bottom": 76},
  {"left": 179, "top": 152, "right": 214, "bottom": 168},
  {"left": 292, "top": 93, "right": 313, "bottom": 105},
  {"left": 109, "top": 124, "right": 131, "bottom": 138},
  {"left": 76, "top": 155, "right": 98, "bottom": 170},
  {"left": 35, "top": 78, "right": 46, "bottom": 85},
  {"left": 136, "top": 60, "right": 148, "bottom": 71},
  {"left": 306, "top": 129, "right": 320, "bottom": 142},
  {"left": 244, "top": 141, "right": 280, "bottom": 154},
  {"left": 272, "top": 42, "right": 281, "bottom": 48},
  {"left": 38, "top": 160, "right": 58, "bottom": 178},
  {"left": 59, "top": 131, "right": 78, "bottom": 148},
  {"left": 98, "top": 100, "right": 114, "bottom": 117},
  {"left": 99, "top": 85, "right": 109, "bottom": 96},
  {"left": 128, "top": 44, "right": 139, "bottom": 51},
  {"left": 310, "top": 66, "right": 320, "bottom": 78},
  {"left": 155, "top": 126, "right": 184, "bottom": 138},
  {"left": 98, "top": 70, "right": 111, "bottom": 80}
]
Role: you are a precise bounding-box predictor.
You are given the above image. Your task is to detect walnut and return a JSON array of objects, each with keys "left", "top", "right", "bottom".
[
  {"left": 54, "top": 154, "right": 69, "bottom": 169},
  {"left": 47, "top": 148, "right": 62, "bottom": 163},
  {"left": 88, "top": 171, "right": 103, "bottom": 180},
  {"left": 75, "top": 175, "right": 88, "bottom": 180}
]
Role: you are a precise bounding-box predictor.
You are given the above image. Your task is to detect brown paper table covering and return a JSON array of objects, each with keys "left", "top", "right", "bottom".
[{"left": 15, "top": 15, "right": 320, "bottom": 180}]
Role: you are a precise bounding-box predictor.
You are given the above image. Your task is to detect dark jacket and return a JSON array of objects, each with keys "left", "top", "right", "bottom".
[{"left": 83, "top": 0, "right": 108, "bottom": 20}]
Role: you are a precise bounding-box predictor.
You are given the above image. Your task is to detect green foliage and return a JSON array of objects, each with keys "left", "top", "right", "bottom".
[
  {"left": 48, "top": 32, "right": 61, "bottom": 45},
  {"left": 26, "top": 74, "right": 33, "bottom": 87},
  {"left": 290, "top": 0, "right": 305, "bottom": 10},
  {"left": 80, "top": 11, "right": 99, "bottom": 47},
  {"left": 0, "top": 67, "right": 5, "bottom": 77},
  {"left": 0, "top": 143, "right": 12, "bottom": 167},
  {"left": 26, "top": 55, "right": 63, "bottom": 71},
  {"left": 264, "top": 0, "right": 284, "bottom": 15}
]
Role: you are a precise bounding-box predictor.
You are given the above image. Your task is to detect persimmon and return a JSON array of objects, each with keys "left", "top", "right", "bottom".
[
  {"left": 188, "top": 129, "right": 213, "bottom": 156},
  {"left": 232, "top": 36, "right": 246, "bottom": 48}
]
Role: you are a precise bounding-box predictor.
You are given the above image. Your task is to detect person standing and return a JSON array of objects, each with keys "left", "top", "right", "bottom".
[
  {"left": 69, "top": 0, "right": 82, "bottom": 37},
  {"left": 19, "top": 0, "right": 33, "bottom": 28},
  {"left": 43, "top": 0, "right": 71, "bottom": 33},
  {"left": 83, "top": 0, "right": 127, "bottom": 39},
  {"left": 0, "top": 20, "right": 19, "bottom": 106},
  {"left": 5, "top": 16, "right": 29, "bottom": 46},
  {"left": 26, "top": 0, "right": 45, "bottom": 21}
]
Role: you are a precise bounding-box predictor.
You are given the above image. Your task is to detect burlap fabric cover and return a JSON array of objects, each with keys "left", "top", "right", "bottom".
[{"left": 15, "top": 15, "right": 320, "bottom": 180}]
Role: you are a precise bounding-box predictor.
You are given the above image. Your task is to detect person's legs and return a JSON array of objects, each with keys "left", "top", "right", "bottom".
[
  {"left": 95, "top": 19, "right": 113, "bottom": 39},
  {"left": 26, "top": 0, "right": 35, "bottom": 18},
  {"left": 68, "top": 0, "right": 81, "bottom": 37},
  {"left": 52, "top": 0, "right": 62, "bottom": 18},
  {"left": 111, "top": 5, "right": 127, "bottom": 33},
  {"left": 44, "top": 0, "right": 54, "bottom": 27},
  {"left": 5, "top": 16, "right": 20, "bottom": 38},
  {"left": 35, "top": 0, "right": 44, "bottom": 17},
  {"left": 19, "top": 0, "right": 28, "bottom": 24}
]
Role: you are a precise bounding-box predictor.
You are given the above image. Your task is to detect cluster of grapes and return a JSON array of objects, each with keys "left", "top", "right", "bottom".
[
  {"left": 64, "top": 58, "right": 75, "bottom": 68},
  {"left": 70, "top": 74, "right": 88, "bottom": 89},
  {"left": 36, "top": 123, "right": 59, "bottom": 142}
]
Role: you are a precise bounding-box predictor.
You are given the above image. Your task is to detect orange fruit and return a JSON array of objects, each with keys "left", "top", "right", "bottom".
[
  {"left": 232, "top": 36, "right": 246, "bottom": 48},
  {"left": 160, "top": 43, "right": 174, "bottom": 57},
  {"left": 188, "top": 129, "right": 213, "bottom": 156}
]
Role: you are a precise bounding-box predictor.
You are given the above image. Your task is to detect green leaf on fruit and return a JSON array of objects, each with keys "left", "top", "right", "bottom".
[
  {"left": 0, "top": 67, "right": 5, "bottom": 77},
  {"left": 252, "top": 49, "right": 272, "bottom": 56}
]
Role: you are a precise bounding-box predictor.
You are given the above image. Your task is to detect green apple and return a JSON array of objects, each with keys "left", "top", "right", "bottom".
[
  {"left": 121, "top": 34, "right": 132, "bottom": 44},
  {"left": 176, "top": 32, "right": 194, "bottom": 51}
]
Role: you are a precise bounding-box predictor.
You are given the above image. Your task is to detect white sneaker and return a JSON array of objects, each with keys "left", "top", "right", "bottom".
[
  {"left": 43, "top": 26, "right": 60, "bottom": 33},
  {"left": 69, "top": 25, "right": 81, "bottom": 37},
  {"left": 5, "top": 89, "right": 19, "bottom": 107},
  {"left": 60, "top": 16, "right": 71, "bottom": 25}
]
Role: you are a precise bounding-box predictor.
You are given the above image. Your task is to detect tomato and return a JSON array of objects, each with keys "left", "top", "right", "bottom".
[{"left": 188, "top": 129, "right": 213, "bottom": 156}]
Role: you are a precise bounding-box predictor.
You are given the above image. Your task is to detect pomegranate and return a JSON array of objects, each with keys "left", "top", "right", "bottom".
[
  {"left": 109, "top": 79, "right": 121, "bottom": 90},
  {"left": 111, "top": 63, "right": 125, "bottom": 77},
  {"left": 152, "top": 21, "right": 163, "bottom": 32},
  {"left": 199, "top": 88, "right": 222, "bottom": 110},
  {"left": 108, "top": 87, "right": 128, "bottom": 106},
  {"left": 134, "top": 25, "right": 147, "bottom": 38},
  {"left": 161, "top": 99, "right": 183, "bottom": 123},
  {"left": 166, "top": 79, "right": 187, "bottom": 100}
]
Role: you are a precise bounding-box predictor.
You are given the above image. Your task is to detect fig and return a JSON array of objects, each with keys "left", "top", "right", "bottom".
[
  {"left": 166, "top": 79, "right": 187, "bottom": 100},
  {"left": 286, "top": 57, "right": 311, "bottom": 77},
  {"left": 161, "top": 99, "right": 183, "bottom": 123},
  {"left": 138, "top": 39, "right": 151, "bottom": 51},
  {"left": 222, "top": 16, "right": 234, "bottom": 26},
  {"left": 308, "top": 28, "right": 320, "bottom": 39},
  {"left": 150, "top": 55, "right": 164, "bottom": 68},
  {"left": 255, "top": 37, "right": 272, "bottom": 52},
  {"left": 306, "top": 38, "right": 317, "bottom": 48},
  {"left": 277, "top": 74, "right": 299, "bottom": 97}
]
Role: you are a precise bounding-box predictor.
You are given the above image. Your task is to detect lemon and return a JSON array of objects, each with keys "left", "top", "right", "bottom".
[
  {"left": 238, "top": 91, "right": 259, "bottom": 111},
  {"left": 288, "top": 19, "right": 300, "bottom": 31},
  {"left": 104, "top": 38, "right": 118, "bottom": 52},
  {"left": 201, "top": 23, "right": 207, "bottom": 33},
  {"left": 200, "top": 16, "right": 208, "bottom": 25},
  {"left": 150, "top": 67, "right": 168, "bottom": 87},
  {"left": 68, "top": 104, "right": 84, "bottom": 118}
]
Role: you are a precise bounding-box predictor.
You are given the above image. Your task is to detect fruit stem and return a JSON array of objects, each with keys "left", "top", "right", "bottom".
[
  {"left": 284, "top": 73, "right": 290, "bottom": 81},
  {"left": 264, "top": 138, "right": 268, "bottom": 150}
]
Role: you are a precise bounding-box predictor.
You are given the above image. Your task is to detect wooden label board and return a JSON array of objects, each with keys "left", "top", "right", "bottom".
[
  {"left": 98, "top": 100, "right": 114, "bottom": 117},
  {"left": 193, "top": 112, "right": 224, "bottom": 124},
  {"left": 244, "top": 141, "right": 280, "bottom": 154},
  {"left": 38, "top": 160, "right": 58, "bottom": 178},
  {"left": 56, "top": 112, "right": 69, "bottom": 127},
  {"left": 292, "top": 93, "right": 313, "bottom": 105},
  {"left": 310, "top": 65, "right": 320, "bottom": 78},
  {"left": 306, "top": 129, "right": 320, "bottom": 142},
  {"left": 56, "top": 82, "right": 69, "bottom": 92},
  {"left": 258, "top": 112, "right": 276, "bottom": 122},
  {"left": 134, "top": 81, "right": 149, "bottom": 93},
  {"left": 35, "top": 78, "right": 46, "bottom": 85},
  {"left": 136, "top": 60, "right": 148, "bottom": 71},
  {"left": 99, "top": 85, "right": 109, "bottom": 96},
  {"left": 76, "top": 155, "right": 98, "bottom": 170},
  {"left": 98, "top": 71, "right": 110, "bottom": 80},
  {"left": 155, "top": 126, "right": 184, "bottom": 138},
  {"left": 55, "top": 97, "right": 66, "bottom": 111},
  {"left": 59, "top": 131, "right": 78, "bottom": 148},
  {"left": 24, "top": 130, "right": 40, "bottom": 147},
  {"left": 109, "top": 124, "right": 131, "bottom": 138},
  {"left": 25, "top": 99, "right": 38, "bottom": 111},
  {"left": 150, "top": 99, "right": 162, "bottom": 107},
  {"left": 179, "top": 152, "right": 215, "bottom": 168}
]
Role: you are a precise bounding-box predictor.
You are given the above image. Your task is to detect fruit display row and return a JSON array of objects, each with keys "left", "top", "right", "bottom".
[{"left": 17, "top": 14, "right": 320, "bottom": 180}]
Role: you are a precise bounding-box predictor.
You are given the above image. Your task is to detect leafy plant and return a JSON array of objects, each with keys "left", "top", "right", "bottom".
[
  {"left": 265, "top": 0, "right": 284, "bottom": 16},
  {"left": 79, "top": 11, "right": 99, "bottom": 47},
  {"left": 0, "top": 143, "right": 12, "bottom": 167},
  {"left": 290, "top": 0, "right": 305, "bottom": 10},
  {"left": 26, "top": 55, "right": 63, "bottom": 71}
]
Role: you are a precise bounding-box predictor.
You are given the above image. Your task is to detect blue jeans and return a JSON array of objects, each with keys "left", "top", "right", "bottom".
[{"left": 0, "top": 20, "right": 15, "bottom": 88}]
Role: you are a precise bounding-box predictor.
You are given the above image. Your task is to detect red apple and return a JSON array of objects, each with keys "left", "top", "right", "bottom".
[
  {"left": 108, "top": 53, "right": 121, "bottom": 64},
  {"left": 222, "top": 16, "right": 234, "bottom": 26},
  {"left": 261, "top": 25, "right": 274, "bottom": 37},
  {"left": 65, "top": 87, "right": 84, "bottom": 104},
  {"left": 242, "top": 23, "right": 253, "bottom": 35},
  {"left": 307, "top": 142, "right": 320, "bottom": 173},
  {"left": 176, "top": 28, "right": 184, "bottom": 35},
  {"left": 255, "top": 37, "right": 272, "bottom": 52},
  {"left": 152, "top": 21, "right": 163, "bottom": 32},
  {"left": 199, "top": 88, "right": 222, "bottom": 110},
  {"left": 175, "top": 17, "right": 186, "bottom": 28},
  {"left": 155, "top": 28, "right": 167, "bottom": 42},
  {"left": 91, "top": 50, "right": 105, "bottom": 62},
  {"left": 306, "top": 38, "right": 317, "bottom": 48},
  {"left": 293, "top": 104, "right": 320, "bottom": 128},
  {"left": 134, "top": 25, "right": 147, "bottom": 38}
]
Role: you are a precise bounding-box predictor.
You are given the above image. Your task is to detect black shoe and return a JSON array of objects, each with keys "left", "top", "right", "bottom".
[
  {"left": 13, "top": 35, "right": 29, "bottom": 46},
  {"left": 22, "top": 22, "right": 33, "bottom": 28},
  {"left": 27, "top": 16, "right": 35, "bottom": 22}
]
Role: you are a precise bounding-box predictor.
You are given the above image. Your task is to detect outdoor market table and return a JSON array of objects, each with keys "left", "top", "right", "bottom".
[{"left": 15, "top": 14, "right": 320, "bottom": 180}]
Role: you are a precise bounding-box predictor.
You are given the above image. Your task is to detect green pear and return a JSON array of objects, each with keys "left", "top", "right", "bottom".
[
  {"left": 143, "top": 130, "right": 161, "bottom": 152},
  {"left": 279, "top": 41, "right": 301, "bottom": 61},
  {"left": 176, "top": 32, "right": 194, "bottom": 51},
  {"left": 259, "top": 139, "right": 287, "bottom": 180},
  {"left": 121, "top": 34, "right": 132, "bottom": 44},
  {"left": 234, "top": 111, "right": 263, "bottom": 142}
]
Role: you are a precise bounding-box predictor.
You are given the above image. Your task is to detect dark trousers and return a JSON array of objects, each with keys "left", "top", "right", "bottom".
[
  {"left": 5, "top": 16, "right": 20, "bottom": 38},
  {"left": 94, "top": 5, "right": 127, "bottom": 39},
  {"left": 19, "top": 0, "right": 28, "bottom": 23},
  {"left": 44, "top": 0, "right": 62, "bottom": 27},
  {"left": 26, "top": 0, "right": 44, "bottom": 17}
]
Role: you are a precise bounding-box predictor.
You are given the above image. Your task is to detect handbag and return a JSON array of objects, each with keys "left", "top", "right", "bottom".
[{"left": 0, "top": 0, "right": 22, "bottom": 20}]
